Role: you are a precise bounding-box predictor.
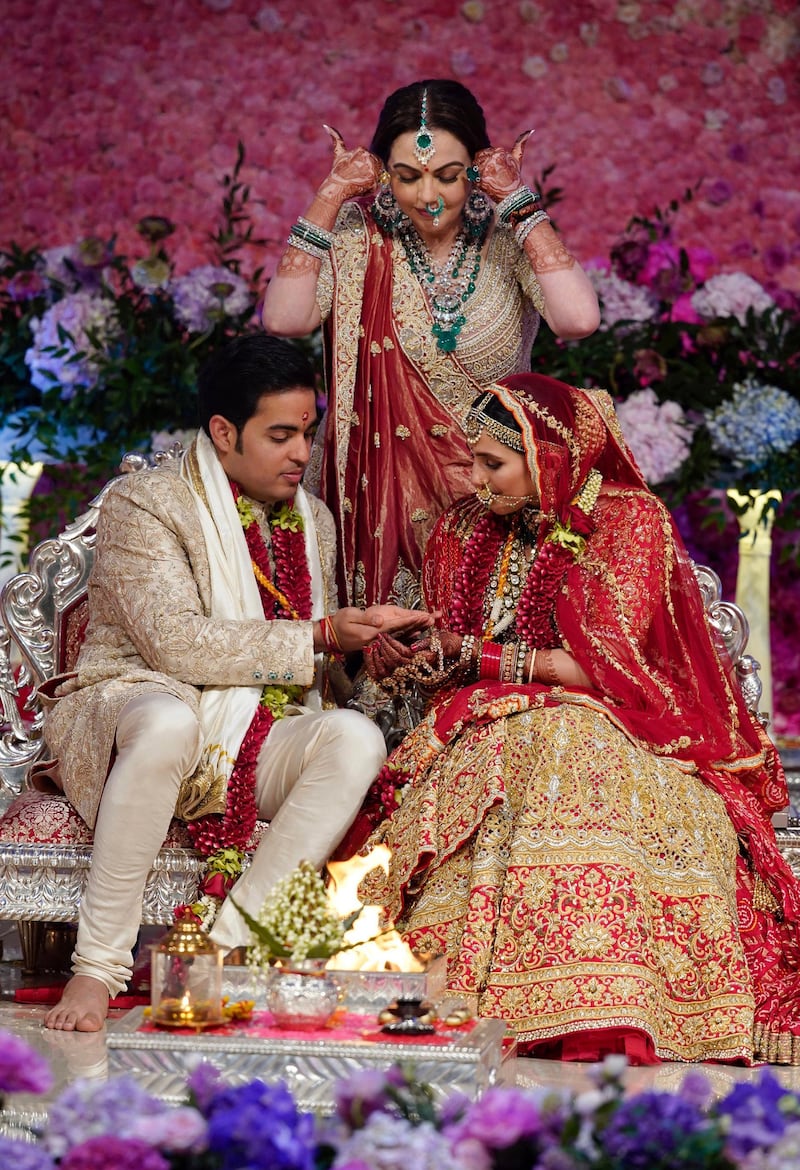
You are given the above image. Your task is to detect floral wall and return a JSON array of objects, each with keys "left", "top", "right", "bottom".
[{"left": 2, "top": 0, "right": 799, "bottom": 291}]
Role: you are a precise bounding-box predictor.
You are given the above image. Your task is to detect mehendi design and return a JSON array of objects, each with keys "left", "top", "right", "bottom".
[{"left": 523, "top": 221, "right": 577, "bottom": 273}]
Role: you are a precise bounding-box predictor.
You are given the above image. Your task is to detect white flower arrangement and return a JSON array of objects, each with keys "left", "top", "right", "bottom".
[
  {"left": 234, "top": 859, "right": 365, "bottom": 966},
  {"left": 691, "top": 272, "right": 776, "bottom": 326},
  {"left": 616, "top": 387, "right": 695, "bottom": 485}
]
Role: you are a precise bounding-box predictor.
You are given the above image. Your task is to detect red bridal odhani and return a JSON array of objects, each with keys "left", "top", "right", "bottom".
[{"left": 185, "top": 484, "right": 313, "bottom": 898}]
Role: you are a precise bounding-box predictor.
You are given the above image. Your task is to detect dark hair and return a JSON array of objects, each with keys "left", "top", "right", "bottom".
[
  {"left": 197, "top": 332, "right": 316, "bottom": 437},
  {"left": 369, "top": 79, "right": 490, "bottom": 164},
  {"left": 478, "top": 391, "right": 522, "bottom": 435}
]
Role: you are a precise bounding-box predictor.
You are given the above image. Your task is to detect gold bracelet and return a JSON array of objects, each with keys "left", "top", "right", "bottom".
[{"left": 527, "top": 648, "right": 538, "bottom": 685}]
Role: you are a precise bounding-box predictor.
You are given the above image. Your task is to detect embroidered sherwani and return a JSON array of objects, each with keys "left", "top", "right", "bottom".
[{"left": 42, "top": 460, "right": 338, "bottom": 830}]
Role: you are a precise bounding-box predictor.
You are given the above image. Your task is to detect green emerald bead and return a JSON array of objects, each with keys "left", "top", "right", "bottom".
[{"left": 416, "top": 132, "right": 431, "bottom": 149}]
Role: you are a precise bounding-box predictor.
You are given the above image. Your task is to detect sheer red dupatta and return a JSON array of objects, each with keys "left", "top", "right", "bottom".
[{"left": 320, "top": 203, "right": 475, "bottom": 606}]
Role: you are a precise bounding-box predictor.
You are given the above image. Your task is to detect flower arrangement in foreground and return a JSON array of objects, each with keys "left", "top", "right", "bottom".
[{"left": 5, "top": 1033, "right": 800, "bottom": 1170}]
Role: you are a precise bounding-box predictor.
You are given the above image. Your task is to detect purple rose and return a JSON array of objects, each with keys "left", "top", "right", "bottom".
[{"left": 335, "top": 1067, "right": 407, "bottom": 1126}]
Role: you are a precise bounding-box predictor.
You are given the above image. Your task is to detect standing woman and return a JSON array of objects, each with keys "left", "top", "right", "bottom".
[{"left": 262, "top": 79, "right": 599, "bottom": 609}]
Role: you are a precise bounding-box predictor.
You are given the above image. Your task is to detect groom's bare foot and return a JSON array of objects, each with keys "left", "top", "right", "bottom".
[{"left": 44, "top": 975, "right": 109, "bottom": 1032}]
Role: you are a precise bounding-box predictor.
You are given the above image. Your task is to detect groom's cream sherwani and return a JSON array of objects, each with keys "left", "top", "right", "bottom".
[{"left": 43, "top": 457, "right": 338, "bottom": 830}]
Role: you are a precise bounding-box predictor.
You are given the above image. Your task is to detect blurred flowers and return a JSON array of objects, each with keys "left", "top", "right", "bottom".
[{"left": 7, "top": 1032, "right": 800, "bottom": 1169}]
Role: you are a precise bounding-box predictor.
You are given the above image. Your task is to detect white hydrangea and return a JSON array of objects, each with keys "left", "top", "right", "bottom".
[
  {"left": 691, "top": 272, "right": 775, "bottom": 326},
  {"left": 616, "top": 388, "right": 693, "bottom": 484},
  {"left": 587, "top": 267, "right": 659, "bottom": 331}
]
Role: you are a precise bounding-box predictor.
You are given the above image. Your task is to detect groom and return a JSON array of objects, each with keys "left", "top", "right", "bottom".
[{"left": 42, "top": 332, "right": 431, "bottom": 1031}]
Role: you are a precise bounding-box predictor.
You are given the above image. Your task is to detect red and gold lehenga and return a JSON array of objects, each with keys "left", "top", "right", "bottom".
[
  {"left": 359, "top": 374, "right": 800, "bottom": 1065},
  {"left": 314, "top": 200, "right": 542, "bottom": 608}
]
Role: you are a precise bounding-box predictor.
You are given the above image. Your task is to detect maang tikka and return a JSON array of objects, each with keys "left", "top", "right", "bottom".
[{"left": 413, "top": 88, "right": 436, "bottom": 167}]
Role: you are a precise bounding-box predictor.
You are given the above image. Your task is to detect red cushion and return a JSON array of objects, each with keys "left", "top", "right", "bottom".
[{"left": 0, "top": 789, "right": 267, "bottom": 850}]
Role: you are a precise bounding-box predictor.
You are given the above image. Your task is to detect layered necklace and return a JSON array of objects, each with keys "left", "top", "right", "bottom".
[
  {"left": 182, "top": 485, "right": 313, "bottom": 927},
  {"left": 397, "top": 221, "right": 481, "bottom": 353},
  {"left": 449, "top": 472, "right": 603, "bottom": 652}
]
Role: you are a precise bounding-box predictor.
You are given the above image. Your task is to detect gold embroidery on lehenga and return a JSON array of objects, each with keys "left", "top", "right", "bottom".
[{"left": 362, "top": 701, "right": 755, "bottom": 1062}]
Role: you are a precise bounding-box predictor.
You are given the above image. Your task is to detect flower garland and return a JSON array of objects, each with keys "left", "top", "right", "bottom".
[
  {"left": 179, "top": 485, "right": 313, "bottom": 928},
  {"left": 451, "top": 472, "right": 603, "bottom": 650}
]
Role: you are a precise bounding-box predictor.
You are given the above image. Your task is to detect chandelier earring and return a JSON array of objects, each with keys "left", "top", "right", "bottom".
[
  {"left": 462, "top": 190, "right": 493, "bottom": 243},
  {"left": 371, "top": 184, "right": 407, "bottom": 234}
]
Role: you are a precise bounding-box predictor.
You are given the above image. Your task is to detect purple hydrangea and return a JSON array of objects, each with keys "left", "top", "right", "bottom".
[
  {"left": 59, "top": 1134, "right": 170, "bottom": 1170},
  {"left": 204, "top": 1078, "right": 317, "bottom": 1170},
  {"left": 0, "top": 1136, "right": 56, "bottom": 1170},
  {"left": 43, "top": 1076, "right": 169, "bottom": 1159},
  {"left": 169, "top": 264, "right": 252, "bottom": 333},
  {"left": 599, "top": 1090, "right": 712, "bottom": 1168},
  {"left": 24, "top": 291, "right": 118, "bottom": 397},
  {"left": 716, "top": 1069, "right": 800, "bottom": 1161},
  {"left": 0, "top": 1031, "right": 54, "bottom": 1095}
]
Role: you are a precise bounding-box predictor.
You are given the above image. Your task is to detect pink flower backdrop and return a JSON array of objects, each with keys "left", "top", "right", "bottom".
[
  {"left": 3, "top": 0, "right": 800, "bottom": 740},
  {"left": 3, "top": 0, "right": 799, "bottom": 289}
]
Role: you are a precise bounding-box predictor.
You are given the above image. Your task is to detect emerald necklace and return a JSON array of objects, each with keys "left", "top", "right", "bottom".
[{"left": 397, "top": 223, "right": 481, "bottom": 353}]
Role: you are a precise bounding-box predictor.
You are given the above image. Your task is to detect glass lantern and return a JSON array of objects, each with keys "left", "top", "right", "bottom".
[{"left": 150, "top": 918, "right": 224, "bottom": 1029}]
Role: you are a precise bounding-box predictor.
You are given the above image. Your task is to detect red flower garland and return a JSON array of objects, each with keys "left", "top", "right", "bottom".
[
  {"left": 186, "top": 484, "right": 314, "bottom": 887},
  {"left": 449, "top": 503, "right": 596, "bottom": 650}
]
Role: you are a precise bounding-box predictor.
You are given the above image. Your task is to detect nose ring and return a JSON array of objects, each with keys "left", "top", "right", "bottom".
[{"left": 425, "top": 197, "right": 445, "bottom": 215}]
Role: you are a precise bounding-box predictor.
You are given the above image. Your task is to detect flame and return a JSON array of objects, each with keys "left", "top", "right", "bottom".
[{"left": 325, "top": 846, "right": 424, "bottom": 973}]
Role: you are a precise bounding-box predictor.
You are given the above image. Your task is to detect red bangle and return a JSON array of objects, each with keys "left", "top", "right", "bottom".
[{"left": 479, "top": 643, "right": 502, "bottom": 681}]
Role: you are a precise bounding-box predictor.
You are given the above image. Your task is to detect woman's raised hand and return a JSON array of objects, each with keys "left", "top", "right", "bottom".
[
  {"left": 317, "top": 125, "right": 383, "bottom": 208},
  {"left": 474, "top": 130, "right": 534, "bottom": 202}
]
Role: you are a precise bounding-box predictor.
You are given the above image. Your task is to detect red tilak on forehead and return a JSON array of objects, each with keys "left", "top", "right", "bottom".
[{"left": 302, "top": 411, "right": 309, "bottom": 422}]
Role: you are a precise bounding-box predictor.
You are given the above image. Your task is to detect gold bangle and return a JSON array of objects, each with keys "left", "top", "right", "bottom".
[{"left": 527, "top": 648, "right": 538, "bottom": 685}]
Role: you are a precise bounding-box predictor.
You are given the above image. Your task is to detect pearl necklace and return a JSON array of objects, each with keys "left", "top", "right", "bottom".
[{"left": 397, "top": 222, "right": 481, "bottom": 353}]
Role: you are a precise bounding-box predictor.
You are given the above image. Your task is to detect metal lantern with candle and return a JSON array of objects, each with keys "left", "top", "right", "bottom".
[{"left": 150, "top": 917, "right": 224, "bottom": 1029}]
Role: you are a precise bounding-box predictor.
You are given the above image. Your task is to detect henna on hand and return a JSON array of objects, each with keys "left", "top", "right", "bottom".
[
  {"left": 474, "top": 131, "right": 533, "bottom": 202},
  {"left": 317, "top": 124, "right": 382, "bottom": 208},
  {"left": 277, "top": 248, "right": 324, "bottom": 277},
  {"left": 523, "top": 221, "right": 576, "bottom": 273}
]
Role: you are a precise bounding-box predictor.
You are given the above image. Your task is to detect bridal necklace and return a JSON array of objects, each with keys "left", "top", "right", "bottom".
[{"left": 397, "top": 221, "right": 481, "bottom": 353}]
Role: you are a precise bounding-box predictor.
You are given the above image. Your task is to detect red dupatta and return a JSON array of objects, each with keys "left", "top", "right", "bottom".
[
  {"left": 415, "top": 373, "right": 797, "bottom": 922},
  {"left": 320, "top": 201, "right": 480, "bottom": 606}
]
